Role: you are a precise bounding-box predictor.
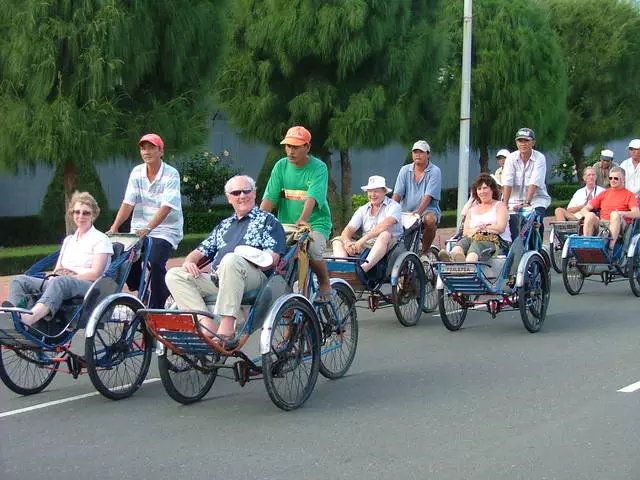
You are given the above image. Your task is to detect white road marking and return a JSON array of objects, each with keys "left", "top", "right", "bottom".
[
  {"left": 0, "top": 378, "right": 160, "bottom": 418},
  {"left": 617, "top": 380, "right": 640, "bottom": 393}
]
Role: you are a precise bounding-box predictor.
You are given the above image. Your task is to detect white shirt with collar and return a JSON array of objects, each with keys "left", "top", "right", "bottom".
[
  {"left": 619, "top": 158, "right": 640, "bottom": 196},
  {"left": 501, "top": 149, "right": 551, "bottom": 209},
  {"left": 59, "top": 226, "right": 114, "bottom": 275},
  {"left": 348, "top": 197, "right": 403, "bottom": 239},
  {"left": 567, "top": 184, "right": 606, "bottom": 209}
]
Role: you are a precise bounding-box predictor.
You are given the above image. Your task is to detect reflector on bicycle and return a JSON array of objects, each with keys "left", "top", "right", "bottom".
[{"left": 440, "top": 264, "right": 477, "bottom": 275}]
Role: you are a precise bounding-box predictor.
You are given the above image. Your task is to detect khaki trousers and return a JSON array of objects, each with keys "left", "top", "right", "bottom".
[{"left": 165, "top": 253, "right": 267, "bottom": 320}]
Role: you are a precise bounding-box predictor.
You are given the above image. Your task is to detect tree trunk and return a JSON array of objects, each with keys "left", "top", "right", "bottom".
[
  {"left": 570, "top": 142, "right": 585, "bottom": 183},
  {"left": 340, "top": 150, "right": 352, "bottom": 223},
  {"left": 479, "top": 145, "right": 489, "bottom": 173},
  {"left": 63, "top": 161, "right": 78, "bottom": 234},
  {"left": 316, "top": 148, "right": 342, "bottom": 235}
]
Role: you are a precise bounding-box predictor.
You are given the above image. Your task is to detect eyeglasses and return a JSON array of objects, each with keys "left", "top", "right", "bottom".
[
  {"left": 609, "top": 176, "right": 620, "bottom": 181},
  {"left": 227, "top": 188, "right": 254, "bottom": 196},
  {"left": 72, "top": 210, "right": 92, "bottom": 216}
]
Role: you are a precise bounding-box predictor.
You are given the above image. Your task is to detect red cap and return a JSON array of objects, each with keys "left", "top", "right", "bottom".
[
  {"left": 280, "top": 126, "right": 311, "bottom": 146},
  {"left": 138, "top": 133, "right": 164, "bottom": 150}
]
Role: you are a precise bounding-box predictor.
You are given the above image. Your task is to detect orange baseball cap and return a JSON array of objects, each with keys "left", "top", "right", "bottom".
[
  {"left": 138, "top": 133, "right": 164, "bottom": 149},
  {"left": 280, "top": 126, "right": 311, "bottom": 146}
]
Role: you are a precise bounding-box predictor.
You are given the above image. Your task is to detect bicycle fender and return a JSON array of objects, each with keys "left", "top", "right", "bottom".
[
  {"left": 85, "top": 293, "right": 144, "bottom": 338},
  {"left": 627, "top": 233, "right": 640, "bottom": 258},
  {"left": 390, "top": 251, "right": 418, "bottom": 286},
  {"left": 516, "top": 251, "right": 544, "bottom": 288},
  {"left": 329, "top": 277, "right": 356, "bottom": 298},
  {"left": 259, "top": 293, "right": 315, "bottom": 355}
]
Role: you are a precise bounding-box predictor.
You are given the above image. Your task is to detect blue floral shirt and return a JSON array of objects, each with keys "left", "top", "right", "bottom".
[{"left": 197, "top": 206, "right": 287, "bottom": 271}]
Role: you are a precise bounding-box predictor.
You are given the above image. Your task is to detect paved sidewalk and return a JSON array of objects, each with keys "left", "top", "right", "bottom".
[{"left": 0, "top": 220, "right": 554, "bottom": 300}]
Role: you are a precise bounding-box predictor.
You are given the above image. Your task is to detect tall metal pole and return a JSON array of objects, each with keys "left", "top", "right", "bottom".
[{"left": 457, "top": 0, "right": 473, "bottom": 225}]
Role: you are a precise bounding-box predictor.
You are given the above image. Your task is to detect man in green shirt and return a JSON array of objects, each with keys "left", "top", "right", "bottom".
[{"left": 260, "top": 126, "right": 333, "bottom": 298}]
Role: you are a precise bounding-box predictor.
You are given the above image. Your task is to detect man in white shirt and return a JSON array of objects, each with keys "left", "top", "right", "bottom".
[
  {"left": 502, "top": 127, "right": 551, "bottom": 219},
  {"left": 619, "top": 138, "right": 640, "bottom": 200},
  {"left": 554, "top": 167, "right": 605, "bottom": 221},
  {"left": 333, "top": 176, "right": 402, "bottom": 274}
]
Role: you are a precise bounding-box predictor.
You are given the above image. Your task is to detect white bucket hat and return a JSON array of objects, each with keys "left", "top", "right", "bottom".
[{"left": 361, "top": 175, "right": 392, "bottom": 193}]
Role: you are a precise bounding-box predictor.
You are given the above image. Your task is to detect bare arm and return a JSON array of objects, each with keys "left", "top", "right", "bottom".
[
  {"left": 260, "top": 199, "right": 276, "bottom": 213},
  {"left": 502, "top": 186, "right": 512, "bottom": 206},
  {"left": 484, "top": 203, "right": 509, "bottom": 235},
  {"left": 391, "top": 193, "right": 401, "bottom": 203},
  {"left": 108, "top": 203, "right": 134, "bottom": 233},
  {"left": 181, "top": 249, "right": 206, "bottom": 278},
  {"left": 413, "top": 195, "right": 433, "bottom": 216},
  {"left": 136, "top": 205, "right": 173, "bottom": 236},
  {"left": 358, "top": 217, "right": 397, "bottom": 245},
  {"left": 296, "top": 197, "right": 316, "bottom": 225},
  {"left": 75, "top": 253, "right": 111, "bottom": 282}
]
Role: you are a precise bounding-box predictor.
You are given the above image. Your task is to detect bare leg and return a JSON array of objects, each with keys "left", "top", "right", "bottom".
[
  {"left": 20, "top": 303, "right": 50, "bottom": 326},
  {"left": 608, "top": 212, "right": 624, "bottom": 249},
  {"left": 361, "top": 232, "right": 391, "bottom": 272},
  {"left": 555, "top": 207, "right": 576, "bottom": 222},
  {"left": 582, "top": 212, "right": 599, "bottom": 236},
  {"left": 310, "top": 259, "right": 331, "bottom": 294},
  {"left": 331, "top": 238, "right": 348, "bottom": 258},
  {"left": 420, "top": 213, "right": 438, "bottom": 254}
]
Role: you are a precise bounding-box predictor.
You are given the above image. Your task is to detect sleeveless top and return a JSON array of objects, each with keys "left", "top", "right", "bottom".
[{"left": 469, "top": 201, "right": 511, "bottom": 242}]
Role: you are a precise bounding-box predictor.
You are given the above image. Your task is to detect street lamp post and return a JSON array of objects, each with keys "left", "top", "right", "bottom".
[{"left": 457, "top": 0, "right": 473, "bottom": 225}]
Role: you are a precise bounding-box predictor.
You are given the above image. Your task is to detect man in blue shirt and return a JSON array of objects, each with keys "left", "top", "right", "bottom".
[
  {"left": 392, "top": 140, "right": 442, "bottom": 260},
  {"left": 165, "top": 175, "right": 286, "bottom": 344}
]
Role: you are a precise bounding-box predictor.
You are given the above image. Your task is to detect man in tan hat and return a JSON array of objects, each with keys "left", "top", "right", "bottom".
[
  {"left": 494, "top": 148, "right": 510, "bottom": 186},
  {"left": 332, "top": 175, "right": 402, "bottom": 274},
  {"left": 593, "top": 149, "right": 618, "bottom": 188},
  {"left": 108, "top": 133, "right": 183, "bottom": 308},
  {"left": 260, "top": 126, "right": 333, "bottom": 299},
  {"left": 166, "top": 175, "right": 286, "bottom": 345},
  {"left": 392, "top": 140, "right": 442, "bottom": 261}
]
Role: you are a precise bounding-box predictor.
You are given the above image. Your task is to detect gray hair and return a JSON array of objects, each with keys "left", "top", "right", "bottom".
[
  {"left": 68, "top": 191, "right": 100, "bottom": 217},
  {"left": 224, "top": 175, "right": 256, "bottom": 193},
  {"left": 610, "top": 166, "right": 625, "bottom": 179},
  {"left": 583, "top": 167, "right": 597, "bottom": 177}
]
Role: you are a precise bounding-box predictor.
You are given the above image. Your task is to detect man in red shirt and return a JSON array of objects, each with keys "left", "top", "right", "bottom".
[{"left": 578, "top": 166, "right": 640, "bottom": 251}]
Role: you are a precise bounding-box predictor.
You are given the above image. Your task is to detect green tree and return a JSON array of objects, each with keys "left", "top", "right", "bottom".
[
  {"left": 543, "top": 0, "right": 640, "bottom": 180},
  {"left": 215, "top": 0, "right": 447, "bottom": 228},
  {"left": 437, "top": 0, "right": 568, "bottom": 172},
  {"left": 0, "top": 0, "right": 229, "bottom": 232}
]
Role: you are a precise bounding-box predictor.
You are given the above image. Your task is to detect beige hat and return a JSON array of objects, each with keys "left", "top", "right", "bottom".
[
  {"left": 361, "top": 175, "right": 392, "bottom": 193},
  {"left": 411, "top": 140, "right": 431, "bottom": 153}
]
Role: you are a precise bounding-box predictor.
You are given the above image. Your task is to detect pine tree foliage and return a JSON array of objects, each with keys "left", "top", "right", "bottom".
[
  {"left": 0, "top": 0, "right": 229, "bottom": 182},
  {"left": 543, "top": 0, "right": 640, "bottom": 178},
  {"left": 215, "top": 0, "right": 447, "bottom": 225},
  {"left": 437, "top": 0, "right": 568, "bottom": 170}
]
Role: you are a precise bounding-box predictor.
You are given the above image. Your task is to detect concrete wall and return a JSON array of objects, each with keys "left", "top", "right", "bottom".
[{"left": 0, "top": 117, "right": 636, "bottom": 216}]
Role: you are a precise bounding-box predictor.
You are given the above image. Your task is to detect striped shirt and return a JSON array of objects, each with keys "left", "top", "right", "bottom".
[{"left": 123, "top": 162, "right": 184, "bottom": 249}]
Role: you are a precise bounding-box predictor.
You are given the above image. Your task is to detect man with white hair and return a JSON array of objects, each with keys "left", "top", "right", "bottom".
[
  {"left": 593, "top": 149, "right": 618, "bottom": 188},
  {"left": 619, "top": 139, "right": 640, "bottom": 199},
  {"left": 166, "top": 175, "right": 286, "bottom": 344},
  {"left": 554, "top": 167, "right": 605, "bottom": 221},
  {"left": 578, "top": 166, "right": 640, "bottom": 253}
]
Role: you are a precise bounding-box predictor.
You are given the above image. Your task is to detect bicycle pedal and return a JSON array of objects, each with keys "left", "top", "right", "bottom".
[{"left": 233, "top": 360, "right": 249, "bottom": 387}]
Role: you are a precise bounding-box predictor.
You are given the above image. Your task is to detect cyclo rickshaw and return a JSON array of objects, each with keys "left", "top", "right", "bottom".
[
  {"left": 435, "top": 208, "right": 551, "bottom": 333},
  {"left": 324, "top": 213, "right": 428, "bottom": 327},
  {"left": 548, "top": 220, "right": 581, "bottom": 273},
  {"left": 561, "top": 218, "right": 640, "bottom": 296},
  {"left": 0, "top": 234, "right": 154, "bottom": 399},
  {"left": 90, "top": 225, "right": 358, "bottom": 411}
]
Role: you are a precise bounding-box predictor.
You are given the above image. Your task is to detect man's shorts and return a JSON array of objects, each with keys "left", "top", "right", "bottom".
[
  {"left": 331, "top": 235, "right": 398, "bottom": 251},
  {"left": 308, "top": 231, "right": 328, "bottom": 261}
]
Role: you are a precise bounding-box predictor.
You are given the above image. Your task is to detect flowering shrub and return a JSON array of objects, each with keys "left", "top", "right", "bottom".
[
  {"left": 177, "top": 150, "right": 239, "bottom": 211},
  {"left": 551, "top": 147, "right": 577, "bottom": 183}
]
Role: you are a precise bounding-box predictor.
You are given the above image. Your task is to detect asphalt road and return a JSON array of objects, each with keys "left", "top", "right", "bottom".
[{"left": 1, "top": 273, "right": 639, "bottom": 480}]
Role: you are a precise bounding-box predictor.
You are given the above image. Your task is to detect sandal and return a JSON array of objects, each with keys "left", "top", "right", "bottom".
[{"left": 314, "top": 290, "right": 335, "bottom": 304}]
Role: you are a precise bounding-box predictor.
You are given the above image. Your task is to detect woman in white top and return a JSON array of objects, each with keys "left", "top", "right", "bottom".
[
  {"left": 6, "top": 191, "right": 113, "bottom": 327},
  {"left": 439, "top": 173, "right": 511, "bottom": 262}
]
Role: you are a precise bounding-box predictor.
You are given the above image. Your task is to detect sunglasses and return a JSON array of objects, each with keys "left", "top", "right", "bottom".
[
  {"left": 72, "top": 209, "right": 93, "bottom": 216},
  {"left": 609, "top": 176, "right": 620, "bottom": 181},
  {"left": 227, "top": 188, "right": 254, "bottom": 196}
]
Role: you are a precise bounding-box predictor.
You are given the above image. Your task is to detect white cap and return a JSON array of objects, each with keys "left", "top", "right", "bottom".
[
  {"left": 361, "top": 175, "right": 392, "bottom": 193},
  {"left": 600, "top": 149, "right": 614, "bottom": 159},
  {"left": 496, "top": 149, "right": 510, "bottom": 158},
  {"left": 411, "top": 140, "right": 431, "bottom": 153},
  {"left": 628, "top": 139, "right": 640, "bottom": 149}
]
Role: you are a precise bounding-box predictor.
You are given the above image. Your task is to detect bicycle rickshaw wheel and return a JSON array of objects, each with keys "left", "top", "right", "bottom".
[
  {"left": 629, "top": 247, "right": 640, "bottom": 297},
  {"left": 392, "top": 254, "right": 426, "bottom": 327},
  {"left": 0, "top": 347, "right": 57, "bottom": 395},
  {"left": 549, "top": 231, "right": 563, "bottom": 274},
  {"left": 263, "top": 297, "right": 321, "bottom": 411},
  {"left": 518, "top": 255, "right": 550, "bottom": 333},
  {"left": 421, "top": 246, "right": 439, "bottom": 313},
  {"left": 158, "top": 349, "right": 219, "bottom": 404},
  {"left": 562, "top": 255, "right": 584, "bottom": 295},
  {"left": 437, "top": 290, "right": 468, "bottom": 331},
  {"left": 86, "top": 296, "right": 153, "bottom": 400},
  {"left": 317, "top": 282, "right": 358, "bottom": 379}
]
